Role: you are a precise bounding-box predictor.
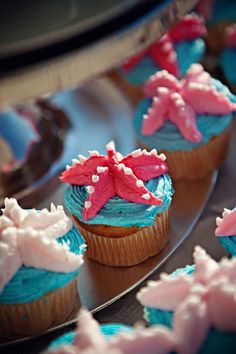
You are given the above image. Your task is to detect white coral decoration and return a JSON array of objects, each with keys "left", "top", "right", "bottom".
[{"left": 0, "top": 198, "right": 84, "bottom": 294}]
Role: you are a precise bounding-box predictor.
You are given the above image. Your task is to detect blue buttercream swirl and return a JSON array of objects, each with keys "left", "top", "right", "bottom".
[
  {"left": 221, "top": 48, "right": 236, "bottom": 87},
  {"left": 133, "top": 79, "right": 235, "bottom": 151},
  {"left": 65, "top": 174, "right": 173, "bottom": 228},
  {"left": 123, "top": 39, "right": 205, "bottom": 85},
  {"left": 218, "top": 235, "right": 236, "bottom": 256},
  {"left": 0, "top": 226, "right": 86, "bottom": 304},
  {"left": 145, "top": 265, "right": 236, "bottom": 354}
]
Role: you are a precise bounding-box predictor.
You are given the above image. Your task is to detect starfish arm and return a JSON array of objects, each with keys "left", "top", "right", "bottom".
[
  {"left": 183, "top": 64, "right": 210, "bottom": 86},
  {"left": 184, "top": 83, "right": 236, "bottom": 115},
  {"left": 136, "top": 273, "right": 193, "bottom": 310},
  {"left": 82, "top": 169, "right": 116, "bottom": 221},
  {"left": 193, "top": 246, "right": 219, "bottom": 284},
  {"left": 114, "top": 165, "right": 162, "bottom": 205},
  {"left": 144, "top": 71, "right": 180, "bottom": 98},
  {"left": 208, "top": 279, "right": 236, "bottom": 332},
  {"left": 122, "top": 50, "right": 147, "bottom": 72},
  {"left": 121, "top": 150, "right": 168, "bottom": 181},
  {"left": 109, "top": 327, "right": 176, "bottom": 354},
  {"left": 141, "top": 94, "right": 170, "bottom": 136},
  {"left": 169, "top": 95, "right": 202, "bottom": 143},
  {"left": 19, "top": 230, "right": 84, "bottom": 273},
  {"left": 169, "top": 14, "right": 206, "bottom": 42},
  {"left": 173, "top": 295, "right": 209, "bottom": 354},
  {"left": 60, "top": 156, "right": 108, "bottom": 185},
  {"left": 149, "top": 35, "right": 180, "bottom": 76}
]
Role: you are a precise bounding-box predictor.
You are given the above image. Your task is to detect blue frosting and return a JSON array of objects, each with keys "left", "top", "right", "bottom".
[
  {"left": 49, "top": 323, "right": 132, "bottom": 350},
  {"left": 133, "top": 79, "right": 235, "bottom": 151},
  {"left": 123, "top": 39, "right": 205, "bottom": 85},
  {"left": 64, "top": 174, "right": 173, "bottom": 227},
  {"left": 221, "top": 48, "right": 236, "bottom": 87},
  {"left": 144, "top": 264, "right": 236, "bottom": 354},
  {"left": 0, "top": 226, "right": 86, "bottom": 304},
  {"left": 218, "top": 235, "right": 236, "bottom": 256},
  {"left": 209, "top": 0, "right": 236, "bottom": 24}
]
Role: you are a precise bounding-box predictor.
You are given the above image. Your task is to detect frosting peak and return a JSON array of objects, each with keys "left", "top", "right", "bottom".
[
  {"left": 137, "top": 246, "right": 236, "bottom": 354},
  {"left": 215, "top": 206, "right": 236, "bottom": 236},
  {"left": 0, "top": 198, "right": 84, "bottom": 293},
  {"left": 60, "top": 142, "right": 168, "bottom": 221},
  {"left": 142, "top": 64, "right": 236, "bottom": 142},
  {"left": 122, "top": 14, "right": 205, "bottom": 77}
]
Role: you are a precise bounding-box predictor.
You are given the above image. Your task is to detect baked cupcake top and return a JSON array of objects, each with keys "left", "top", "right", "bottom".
[
  {"left": 137, "top": 246, "right": 236, "bottom": 354},
  {"left": 134, "top": 64, "right": 236, "bottom": 151},
  {"left": 122, "top": 13, "right": 206, "bottom": 83},
  {"left": 46, "top": 308, "right": 175, "bottom": 354},
  {"left": 0, "top": 198, "right": 85, "bottom": 302},
  {"left": 61, "top": 142, "right": 173, "bottom": 227}
]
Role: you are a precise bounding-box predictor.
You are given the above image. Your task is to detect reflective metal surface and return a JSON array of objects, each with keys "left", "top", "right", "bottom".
[{"left": 0, "top": 0, "right": 198, "bottom": 106}]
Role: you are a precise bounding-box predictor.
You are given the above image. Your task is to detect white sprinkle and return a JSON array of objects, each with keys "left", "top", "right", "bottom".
[
  {"left": 124, "top": 167, "right": 132, "bottom": 175},
  {"left": 150, "top": 149, "right": 157, "bottom": 156},
  {"left": 66, "top": 165, "right": 70, "bottom": 170},
  {"left": 143, "top": 114, "right": 149, "bottom": 120},
  {"left": 50, "top": 203, "right": 56, "bottom": 212},
  {"left": 172, "top": 92, "right": 180, "bottom": 99},
  {"left": 162, "top": 42, "right": 172, "bottom": 51},
  {"left": 153, "top": 97, "right": 160, "bottom": 103},
  {"left": 159, "top": 153, "right": 166, "bottom": 161},
  {"left": 106, "top": 141, "right": 115, "bottom": 150},
  {"left": 89, "top": 150, "right": 99, "bottom": 156},
  {"left": 131, "top": 149, "right": 142, "bottom": 158},
  {"left": 92, "top": 175, "right": 99, "bottom": 183},
  {"left": 136, "top": 180, "right": 144, "bottom": 187},
  {"left": 72, "top": 159, "right": 80, "bottom": 165},
  {"left": 85, "top": 201, "right": 92, "bottom": 209},
  {"left": 142, "top": 193, "right": 151, "bottom": 200},
  {"left": 118, "top": 163, "right": 125, "bottom": 170},
  {"left": 157, "top": 87, "right": 169, "bottom": 94},
  {"left": 223, "top": 208, "right": 231, "bottom": 217},
  {"left": 175, "top": 99, "right": 183, "bottom": 107},
  {"left": 216, "top": 217, "right": 222, "bottom": 226},
  {"left": 97, "top": 166, "right": 107, "bottom": 173},
  {"left": 78, "top": 154, "right": 86, "bottom": 164},
  {"left": 142, "top": 149, "right": 149, "bottom": 155},
  {"left": 86, "top": 186, "right": 95, "bottom": 194}
]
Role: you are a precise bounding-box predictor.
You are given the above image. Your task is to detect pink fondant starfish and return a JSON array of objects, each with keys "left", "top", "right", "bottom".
[
  {"left": 142, "top": 64, "right": 236, "bottom": 142},
  {"left": 0, "top": 198, "right": 84, "bottom": 293},
  {"left": 137, "top": 246, "right": 236, "bottom": 354},
  {"left": 60, "top": 142, "right": 168, "bottom": 221},
  {"left": 122, "top": 14, "right": 206, "bottom": 77},
  {"left": 225, "top": 25, "right": 236, "bottom": 48},
  {"left": 215, "top": 206, "right": 236, "bottom": 236}
]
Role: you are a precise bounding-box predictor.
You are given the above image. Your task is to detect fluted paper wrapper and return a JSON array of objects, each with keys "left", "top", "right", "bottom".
[
  {"left": 0, "top": 278, "right": 78, "bottom": 339},
  {"left": 140, "top": 127, "right": 230, "bottom": 182},
  {"left": 74, "top": 210, "right": 169, "bottom": 267}
]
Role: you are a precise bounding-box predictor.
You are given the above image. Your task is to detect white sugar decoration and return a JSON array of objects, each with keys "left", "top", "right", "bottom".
[
  {"left": 157, "top": 87, "right": 169, "bottom": 94},
  {"left": 216, "top": 217, "right": 222, "bottom": 226},
  {"left": 142, "top": 149, "right": 149, "bottom": 155},
  {"left": 124, "top": 167, "right": 132, "bottom": 175},
  {"left": 72, "top": 159, "right": 80, "bottom": 165},
  {"left": 78, "top": 154, "right": 86, "bottom": 165},
  {"left": 131, "top": 149, "right": 142, "bottom": 158},
  {"left": 97, "top": 166, "right": 107, "bottom": 174},
  {"left": 150, "top": 149, "right": 158, "bottom": 156},
  {"left": 89, "top": 150, "right": 99, "bottom": 156},
  {"left": 86, "top": 186, "right": 95, "bottom": 194},
  {"left": 106, "top": 141, "right": 115, "bottom": 150},
  {"left": 85, "top": 201, "right": 92, "bottom": 209},
  {"left": 159, "top": 153, "right": 166, "bottom": 161},
  {"left": 143, "top": 114, "right": 149, "bottom": 120},
  {"left": 92, "top": 175, "right": 99, "bottom": 183},
  {"left": 136, "top": 180, "right": 144, "bottom": 187},
  {"left": 142, "top": 193, "right": 150, "bottom": 200},
  {"left": 66, "top": 165, "right": 70, "bottom": 170},
  {"left": 117, "top": 163, "right": 125, "bottom": 170}
]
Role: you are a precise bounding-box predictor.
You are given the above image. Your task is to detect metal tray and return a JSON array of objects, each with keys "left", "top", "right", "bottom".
[{"left": 0, "top": 76, "right": 217, "bottom": 346}]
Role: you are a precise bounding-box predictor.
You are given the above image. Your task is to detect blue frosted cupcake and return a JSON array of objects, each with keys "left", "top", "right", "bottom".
[
  {"left": 0, "top": 198, "right": 86, "bottom": 338},
  {"left": 121, "top": 14, "right": 206, "bottom": 86},
  {"left": 137, "top": 246, "right": 236, "bottom": 354},
  {"left": 215, "top": 206, "right": 236, "bottom": 256},
  {"left": 60, "top": 142, "right": 173, "bottom": 266},
  {"left": 133, "top": 63, "right": 236, "bottom": 181}
]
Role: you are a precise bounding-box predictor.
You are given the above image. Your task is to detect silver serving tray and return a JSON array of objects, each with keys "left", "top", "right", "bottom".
[{"left": 0, "top": 76, "right": 217, "bottom": 346}]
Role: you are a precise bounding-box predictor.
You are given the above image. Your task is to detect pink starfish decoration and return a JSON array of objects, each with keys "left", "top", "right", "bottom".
[
  {"left": 225, "top": 25, "right": 236, "bottom": 48},
  {"left": 0, "top": 198, "right": 84, "bottom": 293},
  {"left": 137, "top": 246, "right": 236, "bottom": 354},
  {"left": 60, "top": 142, "right": 168, "bottom": 221},
  {"left": 122, "top": 14, "right": 206, "bottom": 77},
  {"left": 142, "top": 64, "right": 236, "bottom": 143},
  {"left": 215, "top": 206, "right": 236, "bottom": 236}
]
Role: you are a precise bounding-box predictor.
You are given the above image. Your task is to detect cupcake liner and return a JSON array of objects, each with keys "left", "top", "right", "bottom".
[
  {"left": 140, "top": 127, "right": 230, "bottom": 182},
  {"left": 73, "top": 210, "right": 169, "bottom": 267},
  {"left": 0, "top": 278, "right": 79, "bottom": 339}
]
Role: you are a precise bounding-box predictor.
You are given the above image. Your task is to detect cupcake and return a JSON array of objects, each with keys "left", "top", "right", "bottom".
[
  {"left": 121, "top": 14, "right": 206, "bottom": 86},
  {"left": 133, "top": 63, "right": 236, "bottom": 181},
  {"left": 0, "top": 198, "right": 85, "bottom": 338},
  {"left": 215, "top": 206, "right": 236, "bottom": 256},
  {"left": 60, "top": 141, "right": 173, "bottom": 267},
  {"left": 221, "top": 25, "right": 236, "bottom": 91},
  {"left": 137, "top": 246, "right": 236, "bottom": 354},
  {"left": 45, "top": 308, "right": 175, "bottom": 354}
]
